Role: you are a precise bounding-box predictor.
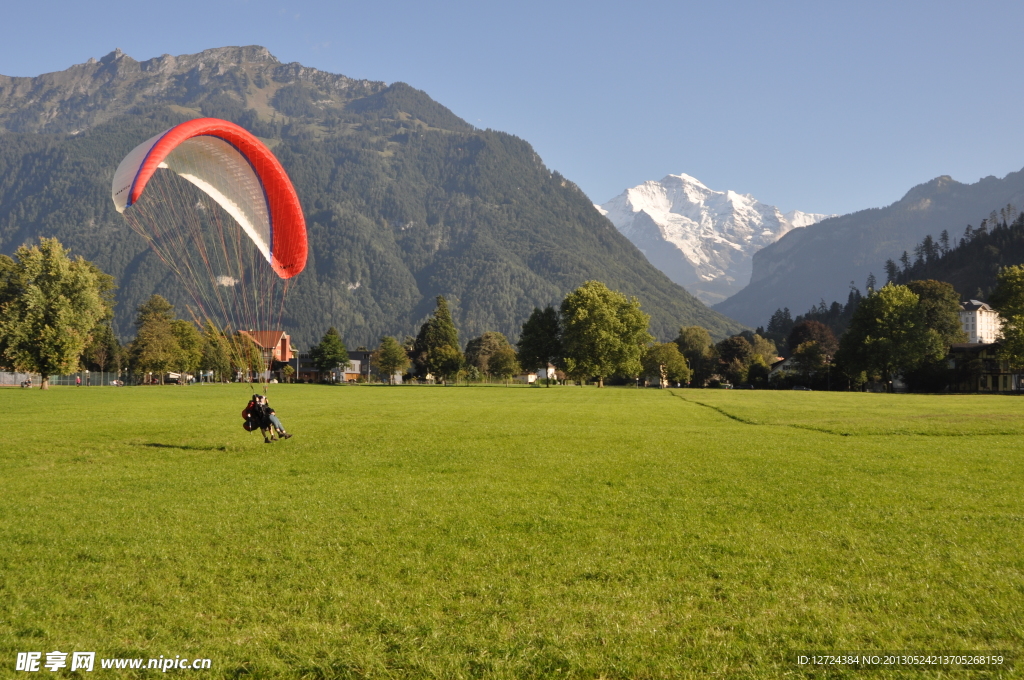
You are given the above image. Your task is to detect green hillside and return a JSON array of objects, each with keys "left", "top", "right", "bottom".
[
  {"left": 891, "top": 210, "right": 1024, "bottom": 300},
  {"left": 0, "top": 46, "right": 742, "bottom": 347}
]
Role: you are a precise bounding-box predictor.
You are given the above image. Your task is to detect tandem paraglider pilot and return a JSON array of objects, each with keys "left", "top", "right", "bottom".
[{"left": 242, "top": 394, "right": 293, "bottom": 444}]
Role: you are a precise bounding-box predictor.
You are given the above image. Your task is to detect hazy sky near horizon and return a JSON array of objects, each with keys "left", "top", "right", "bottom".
[{"left": 2, "top": 0, "right": 1022, "bottom": 215}]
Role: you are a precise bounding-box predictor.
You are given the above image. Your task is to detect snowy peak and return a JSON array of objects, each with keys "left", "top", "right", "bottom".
[{"left": 597, "top": 174, "right": 834, "bottom": 304}]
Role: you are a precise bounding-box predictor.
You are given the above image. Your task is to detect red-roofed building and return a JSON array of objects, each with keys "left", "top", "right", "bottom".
[{"left": 237, "top": 330, "right": 293, "bottom": 364}]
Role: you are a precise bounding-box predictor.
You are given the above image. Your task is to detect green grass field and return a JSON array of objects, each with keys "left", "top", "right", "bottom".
[{"left": 1, "top": 384, "right": 1021, "bottom": 678}]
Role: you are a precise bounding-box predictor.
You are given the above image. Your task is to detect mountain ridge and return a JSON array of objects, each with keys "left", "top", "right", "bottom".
[
  {"left": 0, "top": 46, "right": 385, "bottom": 135},
  {"left": 597, "top": 173, "right": 832, "bottom": 304},
  {"left": 0, "top": 46, "right": 744, "bottom": 347},
  {"left": 714, "top": 169, "right": 1024, "bottom": 326}
]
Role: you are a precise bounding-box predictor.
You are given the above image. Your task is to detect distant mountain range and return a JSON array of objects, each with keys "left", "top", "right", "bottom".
[
  {"left": 713, "top": 171, "right": 1024, "bottom": 327},
  {"left": 0, "top": 46, "right": 744, "bottom": 346},
  {"left": 597, "top": 174, "right": 832, "bottom": 305}
]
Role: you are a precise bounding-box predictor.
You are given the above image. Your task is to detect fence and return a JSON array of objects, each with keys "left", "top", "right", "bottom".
[{"left": 1, "top": 371, "right": 128, "bottom": 387}]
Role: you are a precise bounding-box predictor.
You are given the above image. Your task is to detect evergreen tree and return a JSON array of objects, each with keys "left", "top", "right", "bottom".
[
  {"left": 884, "top": 259, "right": 899, "bottom": 283},
  {"left": 766, "top": 307, "right": 794, "bottom": 336},
  {"left": 311, "top": 327, "right": 349, "bottom": 381},
  {"left": 372, "top": 335, "right": 411, "bottom": 385},
  {"left": 0, "top": 238, "right": 114, "bottom": 388},
  {"left": 516, "top": 306, "right": 562, "bottom": 384},
  {"left": 413, "top": 296, "right": 463, "bottom": 382},
  {"left": 560, "top": 281, "right": 651, "bottom": 387}
]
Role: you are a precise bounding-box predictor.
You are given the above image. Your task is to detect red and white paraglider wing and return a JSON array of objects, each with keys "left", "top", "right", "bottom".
[{"left": 111, "top": 118, "right": 306, "bottom": 279}]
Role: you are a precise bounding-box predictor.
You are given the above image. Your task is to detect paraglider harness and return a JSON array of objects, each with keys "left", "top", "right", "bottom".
[{"left": 242, "top": 394, "right": 271, "bottom": 432}]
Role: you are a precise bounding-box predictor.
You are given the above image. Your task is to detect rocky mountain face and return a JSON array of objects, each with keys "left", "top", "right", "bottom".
[
  {"left": 713, "top": 171, "right": 1024, "bottom": 327},
  {"left": 597, "top": 174, "right": 832, "bottom": 305},
  {"left": 0, "top": 47, "right": 744, "bottom": 346},
  {"left": 0, "top": 46, "right": 383, "bottom": 134}
]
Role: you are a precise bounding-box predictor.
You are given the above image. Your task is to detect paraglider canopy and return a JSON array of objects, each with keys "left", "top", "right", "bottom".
[{"left": 111, "top": 118, "right": 306, "bottom": 278}]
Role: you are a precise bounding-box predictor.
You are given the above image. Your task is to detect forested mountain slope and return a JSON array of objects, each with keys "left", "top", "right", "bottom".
[
  {"left": 714, "top": 171, "right": 1024, "bottom": 327},
  {"left": 0, "top": 46, "right": 742, "bottom": 346},
  {"left": 890, "top": 211, "right": 1024, "bottom": 300}
]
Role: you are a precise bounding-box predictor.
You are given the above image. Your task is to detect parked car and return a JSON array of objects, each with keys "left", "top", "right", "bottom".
[
  {"left": 734, "top": 384, "right": 754, "bottom": 390},
  {"left": 791, "top": 385, "right": 812, "bottom": 391}
]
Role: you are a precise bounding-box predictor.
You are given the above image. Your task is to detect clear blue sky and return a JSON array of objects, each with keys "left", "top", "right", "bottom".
[{"left": 3, "top": 0, "right": 1022, "bottom": 215}]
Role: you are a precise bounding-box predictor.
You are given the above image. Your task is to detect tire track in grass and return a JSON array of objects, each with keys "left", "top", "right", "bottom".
[
  {"left": 668, "top": 390, "right": 851, "bottom": 437},
  {"left": 667, "top": 390, "right": 1024, "bottom": 437}
]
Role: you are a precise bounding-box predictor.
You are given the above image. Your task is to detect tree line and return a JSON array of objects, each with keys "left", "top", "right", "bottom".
[
  {"left": 14, "top": 236, "right": 1024, "bottom": 393},
  {"left": 310, "top": 280, "right": 785, "bottom": 389},
  {"left": 751, "top": 203, "right": 1024, "bottom": 391},
  {"left": 887, "top": 206, "right": 1024, "bottom": 301},
  {"left": 757, "top": 273, "right": 1024, "bottom": 391},
  {"left": 0, "top": 237, "right": 296, "bottom": 388}
]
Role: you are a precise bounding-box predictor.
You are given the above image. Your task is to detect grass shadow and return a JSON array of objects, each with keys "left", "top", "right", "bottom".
[{"left": 144, "top": 443, "right": 227, "bottom": 452}]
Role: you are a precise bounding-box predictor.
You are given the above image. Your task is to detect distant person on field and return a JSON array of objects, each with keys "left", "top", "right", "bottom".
[{"left": 76, "top": 375, "right": 81, "bottom": 386}]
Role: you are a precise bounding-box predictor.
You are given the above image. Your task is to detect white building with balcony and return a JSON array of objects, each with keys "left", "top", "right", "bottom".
[{"left": 959, "top": 300, "right": 1002, "bottom": 343}]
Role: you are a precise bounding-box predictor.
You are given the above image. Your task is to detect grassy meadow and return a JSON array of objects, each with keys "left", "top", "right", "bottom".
[{"left": 1, "top": 384, "right": 1021, "bottom": 678}]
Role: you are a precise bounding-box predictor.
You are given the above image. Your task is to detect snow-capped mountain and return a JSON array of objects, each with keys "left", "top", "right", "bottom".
[{"left": 596, "top": 174, "right": 835, "bottom": 304}]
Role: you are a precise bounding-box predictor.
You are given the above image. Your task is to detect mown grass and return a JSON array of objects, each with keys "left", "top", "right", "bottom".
[{"left": 0, "top": 385, "right": 1021, "bottom": 678}]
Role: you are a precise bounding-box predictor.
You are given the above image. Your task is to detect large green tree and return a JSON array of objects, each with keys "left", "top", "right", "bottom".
[
  {"left": 413, "top": 296, "right": 463, "bottom": 383},
  {"left": 989, "top": 265, "right": 1024, "bottom": 387},
  {"left": 200, "top": 322, "right": 232, "bottom": 382},
  {"left": 82, "top": 323, "right": 122, "bottom": 374},
  {"left": 517, "top": 306, "right": 562, "bottom": 382},
  {"left": 311, "top": 327, "right": 349, "bottom": 381},
  {"left": 642, "top": 342, "right": 691, "bottom": 387},
  {"left": 787, "top": 321, "right": 838, "bottom": 357},
  {"left": 560, "top": 281, "right": 652, "bottom": 387},
  {"left": 129, "top": 295, "right": 179, "bottom": 384},
  {"left": 674, "top": 326, "right": 717, "bottom": 387},
  {"left": 791, "top": 341, "right": 828, "bottom": 377},
  {"left": 837, "top": 284, "right": 945, "bottom": 385},
  {"left": 0, "top": 238, "right": 114, "bottom": 388},
  {"left": 748, "top": 333, "right": 779, "bottom": 366},
  {"left": 373, "top": 336, "right": 411, "bottom": 385},
  {"left": 488, "top": 346, "right": 521, "bottom": 386},
  {"left": 900, "top": 279, "right": 969, "bottom": 391},
  {"left": 171, "top": 320, "right": 203, "bottom": 379},
  {"left": 906, "top": 279, "right": 968, "bottom": 345},
  {"left": 429, "top": 344, "right": 465, "bottom": 386},
  {"left": 464, "top": 331, "right": 511, "bottom": 380}
]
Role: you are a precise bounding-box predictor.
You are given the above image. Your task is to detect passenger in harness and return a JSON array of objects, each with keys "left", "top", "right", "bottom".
[{"left": 242, "top": 394, "right": 293, "bottom": 443}]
